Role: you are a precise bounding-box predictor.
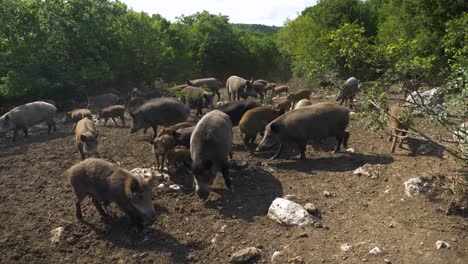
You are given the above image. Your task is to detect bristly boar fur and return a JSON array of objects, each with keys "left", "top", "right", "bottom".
[
  {"left": 387, "top": 105, "right": 411, "bottom": 153},
  {"left": 75, "top": 117, "right": 99, "bottom": 160},
  {"left": 239, "top": 106, "right": 284, "bottom": 149},
  {"left": 287, "top": 89, "right": 311, "bottom": 108},
  {"left": 98, "top": 105, "right": 126, "bottom": 127}
]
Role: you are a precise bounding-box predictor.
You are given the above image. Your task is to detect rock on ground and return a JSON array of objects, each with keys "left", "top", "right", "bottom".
[
  {"left": 267, "top": 198, "right": 313, "bottom": 226},
  {"left": 353, "top": 163, "right": 381, "bottom": 179},
  {"left": 50, "top": 227, "right": 65, "bottom": 244},
  {"left": 369, "top": 246, "right": 382, "bottom": 255},
  {"left": 435, "top": 240, "right": 451, "bottom": 249},
  {"left": 230, "top": 247, "right": 261, "bottom": 263},
  {"left": 404, "top": 177, "right": 430, "bottom": 197},
  {"left": 341, "top": 243, "right": 352, "bottom": 252}
]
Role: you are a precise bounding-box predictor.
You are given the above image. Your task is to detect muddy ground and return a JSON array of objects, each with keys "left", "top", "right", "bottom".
[{"left": 0, "top": 95, "right": 467, "bottom": 264}]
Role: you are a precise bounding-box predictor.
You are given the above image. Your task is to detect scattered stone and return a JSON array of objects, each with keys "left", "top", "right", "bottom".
[
  {"left": 230, "top": 247, "right": 261, "bottom": 263},
  {"left": 404, "top": 177, "right": 430, "bottom": 197},
  {"left": 211, "top": 234, "right": 218, "bottom": 244},
  {"left": 267, "top": 198, "right": 313, "bottom": 226},
  {"left": 435, "top": 240, "right": 450, "bottom": 249},
  {"left": 157, "top": 183, "right": 165, "bottom": 188},
  {"left": 168, "top": 184, "right": 181, "bottom": 191},
  {"left": 50, "top": 227, "right": 65, "bottom": 244},
  {"left": 323, "top": 191, "right": 332, "bottom": 198},
  {"left": 271, "top": 251, "right": 283, "bottom": 263},
  {"left": 288, "top": 256, "right": 305, "bottom": 264},
  {"left": 389, "top": 223, "right": 394, "bottom": 228},
  {"left": 353, "top": 164, "right": 381, "bottom": 179},
  {"left": 384, "top": 259, "right": 392, "bottom": 264},
  {"left": 369, "top": 246, "right": 382, "bottom": 255},
  {"left": 235, "top": 160, "right": 248, "bottom": 169},
  {"left": 220, "top": 225, "right": 227, "bottom": 233},
  {"left": 346, "top": 148, "right": 355, "bottom": 153},
  {"left": 130, "top": 167, "right": 159, "bottom": 182},
  {"left": 298, "top": 232, "right": 308, "bottom": 238},
  {"left": 341, "top": 243, "right": 352, "bottom": 252},
  {"left": 314, "top": 222, "right": 323, "bottom": 228},
  {"left": 304, "top": 203, "right": 319, "bottom": 216}
]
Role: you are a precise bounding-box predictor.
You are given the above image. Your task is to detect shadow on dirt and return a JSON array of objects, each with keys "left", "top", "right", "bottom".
[
  {"left": 205, "top": 167, "right": 283, "bottom": 222},
  {"left": 273, "top": 152, "right": 394, "bottom": 173},
  {"left": 0, "top": 131, "right": 72, "bottom": 158}
]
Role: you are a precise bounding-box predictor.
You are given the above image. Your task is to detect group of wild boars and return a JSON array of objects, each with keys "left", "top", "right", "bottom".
[
  {"left": 130, "top": 98, "right": 190, "bottom": 138},
  {"left": 239, "top": 106, "right": 284, "bottom": 148},
  {"left": 274, "top": 85, "right": 289, "bottom": 96},
  {"left": 256, "top": 102, "right": 350, "bottom": 160},
  {"left": 87, "top": 93, "right": 120, "bottom": 111},
  {"left": 226, "top": 75, "right": 257, "bottom": 101},
  {"left": 67, "top": 158, "right": 156, "bottom": 227},
  {"left": 64, "top": 108, "right": 93, "bottom": 129},
  {"left": 293, "top": 99, "right": 312, "bottom": 109},
  {"left": 97, "top": 105, "right": 126, "bottom": 127},
  {"left": 217, "top": 101, "right": 262, "bottom": 126},
  {"left": 287, "top": 89, "right": 311, "bottom": 108},
  {"left": 336, "top": 77, "right": 359, "bottom": 109},
  {"left": 387, "top": 105, "right": 411, "bottom": 153},
  {"left": 75, "top": 117, "right": 99, "bottom": 160},
  {"left": 190, "top": 110, "right": 233, "bottom": 199},
  {"left": 186, "top": 77, "right": 223, "bottom": 101},
  {"left": 0, "top": 101, "right": 57, "bottom": 142},
  {"left": 180, "top": 86, "right": 214, "bottom": 117},
  {"left": 274, "top": 99, "right": 291, "bottom": 113}
]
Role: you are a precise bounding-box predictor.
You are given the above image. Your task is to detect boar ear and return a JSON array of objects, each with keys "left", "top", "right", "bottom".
[
  {"left": 4, "top": 115, "right": 9, "bottom": 121},
  {"left": 270, "top": 123, "right": 279, "bottom": 133},
  {"left": 125, "top": 177, "right": 141, "bottom": 198},
  {"left": 80, "top": 135, "right": 87, "bottom": 142},
  {"left": 203, "top": 160, "right": 213, "bottom": 170}
]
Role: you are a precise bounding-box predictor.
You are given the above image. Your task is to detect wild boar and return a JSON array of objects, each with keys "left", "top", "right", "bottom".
[
  {"left": 287, "top": 89, "right": 311, "bottom": 108},
  {"left": 130, "top": 98, "right": 190, "bottom": 138},
  {"left": 159, "top": 121, "right": 195, "bottom": 137},
  {"left": 226, "top": 76, "right": 257, "bottom": 101},
  {"left": 265, "top": 82, "right": 277, "bottom": 91},
  {"left": 336, "top": 77, "right": 359, "bottom": 109},
  {"left": 150, "top": 134, "right": 176, "bottom": 172},
  {"left": 75, "top": 117, "right": 99, "bottom": 160},
  {"left": 166, "top": 146, "right": 192, "bottom": 170},
  {"left": 239, "top": 106, "right": 284, "bottom": 148},
  {"left": 293, "top": 99, "right": 312, "bottom": 109},
  {"left": 98, "top": 105, "right": 126, "bottom": 127},
  {"left": 87, "top": 93, "right": 119, "bottom": 111},
  {"left": 217, "top": 101, "right": 262, "bottom": 126},
  {"left": 254, "top": 79, "right": 268, "bottom": 86},
  {"left": 126, "top": 96, "right": 145, "bottom": 113},
  {"left": 387, "top": 105, "right": 411, "bottom": 153},
  {"left": 252, "top": 81, "right": 266, "bottom": 102},
  {"left": 180, "top": 86, "right": 214, "bottom": 117},
  {"left": 186, "top": 77, "right": 223, "bottom": 101},
  {"left": 256, "top": 102, "right": 350, "bottom": 160},
  {"left": 274, "top": 85, "right": 289, "bottom": 96},
  {"left": 0, "top": 101, "right": 56, "bottom": 142},
  {"left": 190, "top": 110, "right": 233, "bottom": 199},
  {"left": 172, "top": 126, "right": 195, "bottom": 148},
  {"left": 67, "top": 158, "right": 156, "bottom": 227},
  {"left": 64, "top": 108, "right": 93, "bottom": 129},
  {"left": 273, "top": 99, "right": 291, "bottom": 113}
]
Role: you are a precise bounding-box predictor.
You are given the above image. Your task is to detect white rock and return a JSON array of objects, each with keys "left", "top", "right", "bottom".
[
  {"left": 169, "top": 184, "right": 181, "bottom": 191},
  {"left": 271, "top": 251, "right": 283, "bottom": 263},
  {"left": 130, "top": 167, "right": 156, "bottom": 182},
  {"left": 435, "top": 240, "right": 451, "bottom": 249},
  {"left": 220, "top": 224, "right": 227, "bottom": 233},
  {"left": 267, "top": 198, "right": 313, "bottom": 226},
  {"left": 406, "top": 88, "right": 443, "bottom": 114},
  {"left": 230, "top": 247, "right": 261, "bottom": 263},
  {"left": 211, "top": 234, "right": 218, "bottom": 244},
  {"left": 346, "top": 148, "right": 355, "bottom": 153},
  {"left": 341, "top": 243, "right": 352, "bottom": 252},
  {"left": 50, "top": 227, "right": 65, "bottom": 244},
  {"left": 368, "top": 246, "right": 382, "bottom": 255},
  {"left": 157, "top": 183, "right": 165, "bottom": 188},
  {"left": 404, "top": 177, "right": 430, "bottom": 197},
  {"left": 353, "top": 164, "right": 381, "bottom": 179}
]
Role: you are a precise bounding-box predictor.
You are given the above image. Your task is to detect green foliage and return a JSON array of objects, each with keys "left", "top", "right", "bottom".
[{"left": 232, "top": 24, "right": 280, "bottom": 35}]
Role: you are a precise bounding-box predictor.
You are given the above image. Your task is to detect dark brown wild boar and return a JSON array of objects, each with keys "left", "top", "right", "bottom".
[
  {"left": 287, "top": 89, "right": 311, "bottom": 108},
  {"left": 98, "top": 105, "right": 126, "bottom": 126},
  {"left": 239, "top": 106, "right": 284, "bottom": 148},
  {"left": 159, "top": 121, "right": 195, "bottom": 137},
  {"left": 67, "top": 158, "right": 156, "bottom": 227},
  {"left": 274, "top": 85, "right": 289, "bottom": 96},
  {"left": 387, "top": 105, "right": 411, "bottom": 153},
  {"left": 75, "top": 117, "right": 99, "bottom": 160},
  {"left": 273, "top": 99, "right": 291, "bottom": 113},
  {"left": 256, "top": 102, "right": 350, "bottom": 160},
  {"left": 166, "top": 146, "right": 192, "bottom": 169},
  {"left": 186, "top": 77, "right": 223, "bottom": 101}
]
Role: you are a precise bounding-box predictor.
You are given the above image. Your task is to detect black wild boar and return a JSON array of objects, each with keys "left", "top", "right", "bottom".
[
  {"left": 190, "top": 110, "right": 233, "bottom": 199},
  {"left": 67, "top": 158, "right": 156, "bottom": 226},
  {"left": 0, "top": 101, "right": 56, "bottom": 142},
  {"left": 217, "top": 101, "right": 262, "bottom": 126},
  {"left": 129, "top": 98, "right": 190, "bottom": 138},
  {"left": 98, "top": 105, "right": 126, "bottom": 127},
  {"left": 256, "top": 102, "right": 350, "bottom": 160},
  {"left": 75, "top": 117, "right": 99, "bottom": 160}
]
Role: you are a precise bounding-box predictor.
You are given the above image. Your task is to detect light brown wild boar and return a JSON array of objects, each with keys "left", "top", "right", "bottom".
[
  {"left": 387, "top": 105, "right": 411, "bottom": 153},
  {"left": 274, "top": 85, "right": 289, "bottom": 96},
  {"left": 265, "top": 82, "right": 277, "bottom": 91},
  {"left": 287, "top": 89, "right": 311, "bottom": 108},
  {"left": 239, "top": 106, "right": 284, "bottom": 148},
  {"left": 274, "top": 99, "right": 292, "bottom": 113},
  {"left": 150, "top": 134, "right": 177, "bottom": 172},
  {"left": 256, "top": 102, "right": 350, "bottom": 160},
  {"left": 293, "top": 99, "right": 312, "bottom": 109},
  {"left": 67, "top": 158, "right": 156, "bottom": 227},
  {"left": 166, "top": 146, "right": 192, "bottom": 169},
  {"left": 64, "top": 108, "right": 93, "bottom": 129},
  {"left": 98, "top": 105, "right": 126, "bottom": 126},
  {"left": 159, "top": 121, "right": 195, "bottom": 137},
  {"left": 75, "top": 117, "right": 99, "bottom": 160}
]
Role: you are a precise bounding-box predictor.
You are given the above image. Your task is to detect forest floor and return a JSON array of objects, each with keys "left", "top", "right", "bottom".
[{"left": 0, "top": 92, "right": 467, "bottom": 264}]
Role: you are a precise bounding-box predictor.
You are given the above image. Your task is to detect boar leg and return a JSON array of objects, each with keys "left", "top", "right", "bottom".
[
  {"left": 111, "top": 118, "right": 118, "bottom": 126},
  {"left": 216, "top": 90, "right": 221, "bottom": 102},
  {"left": 269, "top": 144, "right": 283, "bottom": 160},
  {"left": 221, "top": 165, "right": 232, "bottom": 190},
  {"left": 151, "top": 125, "right": 158, "bottom": 139},
  {"left": 333, "top": 136, "right": 343, "bottom": 153},
  {"left": 78, "top": 145, "right": 86, "bottom": 160},
  {"left": 391, "top": 136, "right": 398, "bottom": 153},
  {"left": 120, "top": 115, "right": 125, "bottom": 126},
  {"left": 104, "top": 118, "right": 108, "bottom": 126},
  {"left": 75, "top": 200, "right": 83, "bottom": 220},
  {"left": 343, "top": 131, "right": 350, "bottom": 148},
  {"left": 399, "top": 130, "right": 407, "bottom": 149},
  {"left": 92, "top": 197, "right": 110, "bottom": 221}
]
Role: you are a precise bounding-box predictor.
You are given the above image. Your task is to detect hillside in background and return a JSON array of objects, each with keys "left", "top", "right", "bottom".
[{"left": 232, "top": 23, "right": 281, "bottom": 34}]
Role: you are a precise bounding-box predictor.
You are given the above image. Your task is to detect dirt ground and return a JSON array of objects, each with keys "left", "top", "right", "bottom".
[{"left": 0, "top": 94, "right": 467, "bottom": 264}]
